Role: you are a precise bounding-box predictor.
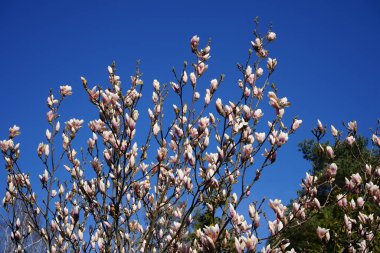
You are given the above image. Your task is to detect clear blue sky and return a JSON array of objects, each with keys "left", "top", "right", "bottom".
[{"left": 1, "top": 0, "right": 379, "bottom": 236}]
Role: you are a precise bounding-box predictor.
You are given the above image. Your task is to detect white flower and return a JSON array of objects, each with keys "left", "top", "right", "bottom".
[{"left": 266, "top": 32, "right": 277, "bottom": 41}]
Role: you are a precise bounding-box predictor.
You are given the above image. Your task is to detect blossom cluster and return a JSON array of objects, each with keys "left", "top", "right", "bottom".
[{"left": 1, "top": 22, "right": 379, "bottom": 253}]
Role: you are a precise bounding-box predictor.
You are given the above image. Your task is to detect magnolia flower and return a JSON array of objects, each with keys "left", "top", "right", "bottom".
[
  {"left": 60, "top": 85, "right": 72, "bottom": 96},
  {"left": 215, "top": 98, "right": 224, "bottom": 116},
  {"left": 316, "top": 227, "right": 330, "bottom": 241},
  {"left": 65, "top": 118, "right": 84, "bottom": 134},
  {"left": 46, "top": 129, "right": 51, "bottom": 140},
  {"left": 291, "top": 119, "right": 302, "bottom": 131},
  {"left": 346, "top": 135, "right": 356, "bottom": 145},
  {"left": 107, "top": 65, "right": 113, "bottom": 74},
  {"left": 190, "top": 35, "right": 200, "bottom": 50},
  {"left": 153, "top": 79, "right": 160, "bottom": 91},
  {"left": 268, "top": 219, "right": 283, "bottom": 235},
  {"left": 234, "top": 237, "right": 245, "bottom": 253},
  {"left": 196, "top": 61, "right": 208, "bottom": 75},
  {"left": 247, "top": 74, "right": 256, "bottom": 85},
  {"left": 253, "top": 86, "right": 263, "bottom": 99},
  {"left": 9, "top": 125, "right": 21, "bottom": 138},
  {"left": 241, "top": 144, "right": 253, "bottom": 160},
  {"left": 245, "top": 65, "right": 252, "bottom": 76},
  {"left": 317, "top": 119, "right": 324, "bottom": 132},
  {"left": 210, "top": 79, "right": 218, "bottom": 91},
  {"left": 193, "top": 91, "right": 200, "bottom": 101},
  {"left": 190, "top": 72, "right": 197, "bottom": 86},
  {"left": 331, "top": 125, "right": 338, "bottom": 137},
  {"left": 266, "top": 31, "right": 277, "bottom": 41},
  {"left": 203, "top": 224, "right": 219, "bottom": 242},
  {"left": 198, "top": 117, "right": 209, "bottom": 130},
  {"left": 276, "top": 131, "right": 288, "bottom": 146},
  {"left": 356, "top": 197, "right": 364, "bottom": 208},
  {"left": 251, "top": 38, "right": 262, "bottom": 50},
  {"left": 253, "top": 109, "right": 264, "bottom": 120},
  {"left": 266, "top": 58, "right": 277, "bottom": 71},
  {"left": 246, "top": 234, "right": 258, "bottom": 251},
  {"left": 55, "top": 121, "right": 60, "bottom": 132},
  {"left": 44, "top": 144, "right": 50, "bottom": 157},
  {"left": 255, "top": 132, "right": 266, "bottom": 143},
  {"left": 39, "top": 169, "right": 49, "bottom": 184},
  {"left": 326, "top": 163, "right": 338, "bottom": 177},
  {"left": 372, "top": 134, "right": 380, "bottom": 146},
  {"left": 46, "top": 110, "right": 54, "bottom": 122},
  {"left": 348, "top": 120, "right": 357, "bottom": 132},
  {"left": 314, "top": 198, "right": 321, "bottom": 210},
  {"left": 232, "top": 193, "right": 238, "bottom": 204},
  {"left": 326, "top": 146, "right": 334, "bottom": 159},
  {"left": 153, "top": 123, "right": 160, "bottom": 136},
  {"left": 350, "top": 173, "right": 362, "bottom": 185},
  {"left": 37, "top": 143, "right": 45, "bottom": 156},
  {"left": 171, "top": 82, "right": 180, "bottom": 93},
  {"left": 182, "top": 71, "right": 188, "bottom": 83},
  {"left": 248, "top": 204, "right": 256, "bottom": 220},
  {"left": 47, "top": 95, "right": 58, "bottom": 107}
]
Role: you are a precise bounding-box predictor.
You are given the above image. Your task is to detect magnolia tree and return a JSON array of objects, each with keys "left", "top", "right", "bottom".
[{"left": 1, "top": 21, "right": 380, "bottom": 252}]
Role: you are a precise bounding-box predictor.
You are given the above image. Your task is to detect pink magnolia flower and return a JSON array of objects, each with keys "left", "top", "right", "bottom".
[
  {"left": 251, "top": 38, "right": 262, "bottom": 50},
  {"left": 372, "top": 134, "right": 380, "bottom": 146},
  {"left": 234, "top": 237, "right": 245, "bottom": 253},
  {"left": 182, "top": 71, "right": 188, "bottom": 83},
  {"left": 65, "top": 118, "right": 84, "bottom": 133},
  {"left": 47, "top": 95, "right": 58, "bottom": 107},
  {"left": 39, "top": 169, "right": 49, "bottom": 184},
  {"left": 244, "top": 87, "right": 251, "bottom": 97},
  {"left": 170, "top": 82, "right": 180, "bottom": 93},
  {"left": 316, "top": 226, "right": 330, "bottom": 241},
  {"left": 204, "top": 89, "right": 211, "bottom": 105},
  {"left": 326, "top": 163, "right": 338, "bottom": 177},
  {"left": 9, "top": 125, "right": 20, "bottom": 138},
  {"left": 331, "top": 125, "right": 339, "bottom": 137},
  {"left": 326, "top": 146, "right": 334, "bottom": 159},
  {"left": 198, "top": 117, "right": 209, "bottom": 130},
  {"left": 190, "top": 35, "right": 200, "bottom": 50},
  {"left": 252, "top": 109, "right": 264, "bottom": 120},
  {"left": 203, "top": 224, "right": 219, "bottom": 242},
  {"left": 255, "top": 68, "right": 263, "bottom": 78},
  {"left": 196, "top": 61, "right": 208, "bottom": 75},
  {"left": 253, "top": 86, "right": 263, "bottom": 99},
  {"left": 215, "top": 98, "right": 224, "bottom": 116},
  {"left": 246, "top": 234, "right": 258, "bottom": 251},
  {"left": 245, "top": 65, "right": 252, "bottom": 76},
  {"left": 153, "top": 79, "right": 160, "bottom": 91},
  {"left": 348, "top": 120, "right": 357, "bottom": 132},
  {"left": 210, "top": 79, "right": 218, "bottom": 92},
  {"left": 276, "top": 131, "right": 288, "bottom": 146},
  {"left": 255, "top": 132, "right": 266, "bottom": 143},
  {"left": 46, "top": 129, "right": 51, "bottom": 140},
  {"left": 291, "top": 119, "right": 302, "bottom": 131},
  {"left": 60, "top": 85, "right": 72, "bottom": 96},
  {"left": 266, "top": 31, "right": 277, "bottom": 41},
  {"left": 350, "top": 173, "right": 362, "bottom": 185},
  {"left": 266, "top": 58, "right": 277, "bottom": 71},
  {"left": 268, "top": 219, "right": 283, "bottom": 235},
  {"left": 317, "top": 119, "right": 324, "bottom": 132},
  {"left": 46, "top": 110, "right": 55, "bottom": 122},
  {"left": 153, "top": 123, "right": 160, "bottom": 136},
  {"left": 346, "top": 135, "right": 356, "bottom": 145},
  {"left": 189, "top": 72, "right": 197, "bottom": 86},
  {"left": 356, "top": 197, "right": 364, "bottom": 208}
]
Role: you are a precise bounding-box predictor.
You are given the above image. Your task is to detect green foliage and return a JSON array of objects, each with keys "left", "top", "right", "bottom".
[{"left": 277, "top": 136, "right": 380, "bottom": 252}]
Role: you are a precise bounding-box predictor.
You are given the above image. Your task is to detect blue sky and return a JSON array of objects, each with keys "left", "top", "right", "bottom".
[{"left": 1, "top": 0, "right": 379, "bottom": 237}]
